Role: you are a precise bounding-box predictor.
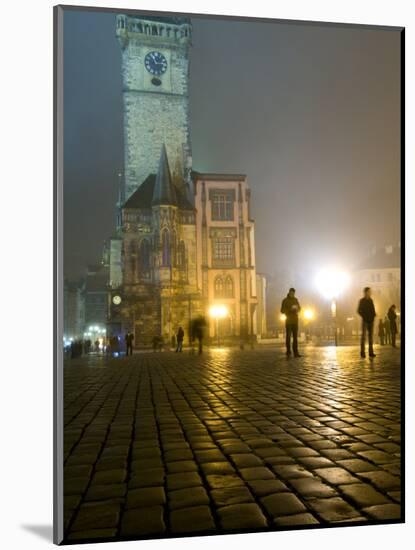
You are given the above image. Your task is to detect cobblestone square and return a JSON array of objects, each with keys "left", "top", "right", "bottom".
[{"left": 63, "top": 345, "right": 402, "bottom": 542}]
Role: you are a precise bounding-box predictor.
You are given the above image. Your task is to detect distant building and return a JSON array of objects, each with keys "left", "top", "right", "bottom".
[
  {"left": 64, "top": 280, "right": 85, "bottom": 339},
  {"left": 84, "top": 263, "right": 109, "bottom": 331},
  {"left": 256, "top": 274, "right": 267, "bottom": 338},
  {"left": 193, "top": 173, "right": 258, "bottom": 340},
  {"left": 354, "top": 244, "right": 401, "bottom": 315}
]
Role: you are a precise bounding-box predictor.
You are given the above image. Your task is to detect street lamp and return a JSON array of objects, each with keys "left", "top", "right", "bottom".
[
  {"left": 209, "top": 304, "right": 229, "bottom": 347},
  {"left": 315, "top": 268, "right": 350, "bottom": 346},
  {"left": 303, "top": 308, "right": 315, "bottom": 321}
]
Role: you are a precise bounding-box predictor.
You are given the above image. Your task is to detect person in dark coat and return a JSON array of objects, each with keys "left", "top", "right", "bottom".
[
  {"left": 191, "top": 316, "right": 207, "bottom": 355},
  {"left": 176, "top": 327, "right": 184, "bottom": 352},
  {"left": 357, "top": 287, "right": 376, "bottom": 358},
  {"left": 387, "top": 305, "right": 398, "bottom": 347},
  {"left": 378, "top": 319, "right": 385, "bottom": 346},
  {"left": 384, "top": 316, "right": 391, "bottom": 344},
  {"left": 280, "top": 288, "right": 302, "bottom": 357},
  {"left": 125, "top": 331, "right": 134, "bottom": 356}
]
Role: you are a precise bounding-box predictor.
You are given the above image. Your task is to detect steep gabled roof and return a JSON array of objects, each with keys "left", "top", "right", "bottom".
[
  {"left": 122, "top": 166, "right": 194, "bottom": 211},
  {"left": 123, "top": 174, "right": 155, "bottom": 209},
  {"left": 152, "top": 145, "right": 178, "bottom": 206}
]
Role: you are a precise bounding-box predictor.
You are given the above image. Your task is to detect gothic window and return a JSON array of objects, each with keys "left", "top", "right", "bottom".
[
  {"left": 211, "top": 192, "right": 234, "bottom": 221},
  {"left": 139, "top": 239, "right": 150, "bottom": 273},
  {"left": 224, "top": 276, "right": 234, "bottom": 298},
  {"left": 213, "top": 237, "right": 234, "bottom": 263},
  {"left": 178, "top": 240, "right": 186, "bottom": 269},
  {"left": 214, "top": 276, "right": 224, "bottom": 298},
  {"left": 162, "top": 229, "right": 170, "bottom": 267}
]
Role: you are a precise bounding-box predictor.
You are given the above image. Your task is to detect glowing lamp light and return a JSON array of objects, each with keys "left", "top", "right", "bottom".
[
  {"left": 209, "top": 304, "right": 229, "bottom": 319},
  {"left": 314, "top": 268, "right": 350, "bottom": 300},
  {"left": 303, "top": 308, "right": 315, "bottom": 321},
  {"left": 280, "top": 313, "right": 287, "bottom": 322}
]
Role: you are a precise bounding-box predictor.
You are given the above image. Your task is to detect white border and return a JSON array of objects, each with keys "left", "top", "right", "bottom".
[{"left": 0, "top": 1, "right": 412, "bottom": 549}]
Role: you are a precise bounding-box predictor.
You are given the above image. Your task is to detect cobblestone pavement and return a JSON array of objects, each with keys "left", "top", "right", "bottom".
[{"left": 63, "top": 345, "right": 402, "bottom": 542}]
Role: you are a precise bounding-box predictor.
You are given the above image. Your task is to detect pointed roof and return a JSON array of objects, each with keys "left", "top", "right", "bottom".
[{"left": 152, "top": 145, "right": 177, "bottom": 206}]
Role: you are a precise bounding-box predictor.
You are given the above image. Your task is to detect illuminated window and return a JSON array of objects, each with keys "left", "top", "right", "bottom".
[
  {"left": 224, "top": 276, "right": 234, "bottom": 298},
  {"left": 213, "top": 237, "right": 234, "bottom": 262},
  {"left": 214, "top": 276, "right": 224, "bottom": 298}
]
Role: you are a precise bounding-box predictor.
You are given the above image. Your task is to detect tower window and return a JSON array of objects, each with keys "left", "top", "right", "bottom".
[{"left": 162, "top": 230, "right": 170, "bottom": 267}]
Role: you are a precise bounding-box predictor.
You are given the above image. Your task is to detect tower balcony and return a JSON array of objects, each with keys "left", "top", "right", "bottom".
[{"left": 116, "top": 14, "right": 192, "bottom": 48}]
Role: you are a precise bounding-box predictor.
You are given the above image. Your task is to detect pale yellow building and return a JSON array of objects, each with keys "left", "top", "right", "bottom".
[{"left": 193, "top": 172, "right": 258, "bottom": 341}]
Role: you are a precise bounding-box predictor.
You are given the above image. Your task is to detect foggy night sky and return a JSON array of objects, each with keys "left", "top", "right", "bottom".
[{"left": 63, "top": 10, "right": 401, "bottom": 281}]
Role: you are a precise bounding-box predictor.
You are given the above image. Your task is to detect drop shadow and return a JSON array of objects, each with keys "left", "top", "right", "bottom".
[{"left": 21, "top": 524, "right": 53, "bottom": 542}]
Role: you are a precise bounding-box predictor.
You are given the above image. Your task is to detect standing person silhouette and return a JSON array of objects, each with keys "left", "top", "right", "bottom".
[
  {"left": 280, "top": 288, "right": 302, "bottom": 358},
  {"left": 125, "top": 331, "right": 134, "bottom": 356},
  {"left": 378, "top": 319, "right": 385, "bottom": 346},
  {"left": 357, "top": 287, "right": 376, "bottom": 358}
]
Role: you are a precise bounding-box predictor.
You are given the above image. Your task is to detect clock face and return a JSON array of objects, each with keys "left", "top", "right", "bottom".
[
  {"left": 112, "top": 295, "right": 122, "bottom": 305},
  {"left": 144, "top": 51, "right": 168, "bottom": 76}
]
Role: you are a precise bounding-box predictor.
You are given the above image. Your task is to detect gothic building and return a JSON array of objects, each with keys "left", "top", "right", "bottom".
[
  {"left": 113, "top": 145, "right": 202, "bottom": 345},
  {"left": 109, "top": 13, "right": 262, "bottom": 346}
]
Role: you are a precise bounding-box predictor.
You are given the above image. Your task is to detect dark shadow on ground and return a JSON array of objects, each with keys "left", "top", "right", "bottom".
[{"left": 21, "top": 524, "right": 53, "bottom": 542}]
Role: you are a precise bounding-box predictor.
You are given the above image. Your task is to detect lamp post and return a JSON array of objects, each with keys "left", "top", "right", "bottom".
[
  {"left": 315, "top": 269, "right": 350, "bottom": 347},
  {"left": 303, "top": 308, "right": 315, "bottom": 341},
  {"left": 209, "top": 305, "right": 229, "bottom": 347}
]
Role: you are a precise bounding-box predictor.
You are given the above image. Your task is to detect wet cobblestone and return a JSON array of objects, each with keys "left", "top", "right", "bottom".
[{"left": 63, "top": 345, "right": 402, "bottom": 541}]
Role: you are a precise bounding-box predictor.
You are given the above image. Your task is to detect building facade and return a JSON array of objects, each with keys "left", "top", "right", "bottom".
[
  {"left": 353, "top": 244, "right": 401, "bottom": 317},
  {"left": 84, "top": 264, "right": 109, "bottom": 331},
  {"left": 193, "top": 173, "right": 258, "bottom": 340},
  {"left": 256, "top": 273, "right": 267, "bottom": 338},
  {"left": 63, "top": 280, "right": 85, "bottom": 339},
  {"left": 113, "top": 146, "right": 202, "bottom": 346},
  {"left": 111, "top": 14, "right": 260, "bottom": 346}
]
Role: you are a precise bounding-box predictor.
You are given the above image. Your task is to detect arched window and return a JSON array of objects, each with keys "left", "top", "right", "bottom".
[
  {"left": 139, "top": 239, "right": 150, "bottom": 273},
  {"left": 214, "top": 276, "right": 224, "bottom": 298},
  {"left": 178, "top": 240, "right": 186, "bottom": 269},
  {"left": 224, "top": 276, "right": 234, "bottom": 298},
  {"left": 162, "top": 229, "right": 170, "bottom": 267},
  {"left": 171, "top": 230, "right": 177, "bottom": 266}
]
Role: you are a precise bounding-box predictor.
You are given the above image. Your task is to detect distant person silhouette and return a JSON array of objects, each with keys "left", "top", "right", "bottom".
[
  {"left": 191, "top": 316, "right": 207, "bottom": 355},
  {"left": 280, "top": 288, "right": 302, "bottom": 358},
  {"left": 387, "top": 305, "right": 398, "bottom": 348},
  {"left": 125, "top": 331, "right": 134, "bottom": 356},
  {"left": 176, "top": 327, "right": 184, "bottom": 352},
  {"left": 378, "top": 319, "right": 385, "bottom": 346},
  {"left": 384, "top": 316, "right": 391, "bottom": 344}
]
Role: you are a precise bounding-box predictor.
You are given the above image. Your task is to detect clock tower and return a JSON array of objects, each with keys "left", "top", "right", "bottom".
[{"left": 116, "top": 14, "right": 193, "bottom": 200}]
